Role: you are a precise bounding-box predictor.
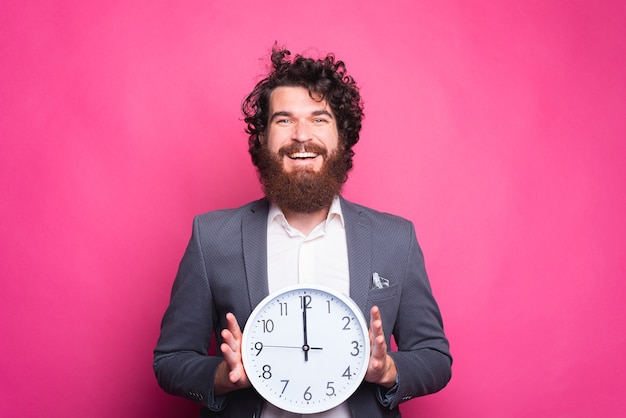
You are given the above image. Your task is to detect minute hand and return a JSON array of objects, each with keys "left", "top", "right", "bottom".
[{"left": 302, "top": 307, "right": 310, "bottom": 361}]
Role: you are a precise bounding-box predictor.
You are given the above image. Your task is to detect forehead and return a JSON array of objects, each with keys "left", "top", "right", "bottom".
[{"left": 268, "top": 86, "right": 331, "bottom": 113}]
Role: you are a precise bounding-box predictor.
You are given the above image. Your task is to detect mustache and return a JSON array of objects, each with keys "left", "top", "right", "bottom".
[{"left": 277, "top": 143, "right": 328, "bottom": 158}]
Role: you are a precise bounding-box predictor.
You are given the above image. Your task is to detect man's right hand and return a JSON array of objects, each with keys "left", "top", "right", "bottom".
[{"left": 214, "top": 312, "right": 251, "bottom": 395}]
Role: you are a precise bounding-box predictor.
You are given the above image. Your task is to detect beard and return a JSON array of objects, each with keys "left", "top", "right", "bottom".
[{"left": 256, "top": 142, "right": 349, "bottom": 214}]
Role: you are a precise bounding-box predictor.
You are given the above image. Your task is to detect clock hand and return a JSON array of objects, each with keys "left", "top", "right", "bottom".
[
  {"left": 263, "top": 344, "right": 306, "bottom": 349},
  {"left": 302, "top": 308, "right": 309, "bottom": 361},
  {"left": 261, "top": 345, "right": 323, "bottom": 350},
  {"left": 301, "top": 294, "right": 313, "bottom": 362}
]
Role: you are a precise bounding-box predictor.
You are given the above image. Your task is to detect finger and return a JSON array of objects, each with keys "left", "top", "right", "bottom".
[
  {"left": 220, "top": 338, "right": 245, "bottom": 383},
  {"left": 370, "top": 306, "right": 383, "bottom": 333},
  {"left": 220, "top": 338, "right": 238, "bottom": 362},
  {"left": 221, "top": 327, "right": 237, "bottom": 351},
  {"left": 218, "top": 314, "right": 250, "bottom": 388},
  {"left": 226, "top": 312, "right": 242, "bottom": 340},
  {"left": 370, "top": 305, "right": 380, "bottom": 322},
  {"left": 221, "top": 315, "right": 242, "bottom": 360},
  {"left": 369, "top": 307, "right": 383, "bottom": 336},
  {"left": 369, "top": 306, "right": 387, "bottom": 358}
]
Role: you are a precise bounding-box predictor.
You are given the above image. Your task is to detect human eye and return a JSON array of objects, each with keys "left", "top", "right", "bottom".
[
  {"left": 270, "top": 112, "right": 295, "bottom": 126},
  {"left": 275, "top": 118, "right": 293, "bottom": 125},
  {"left": 312, "top": 117, "right": 329, "bottom": 124},
  {"left": 311, "top": 111, "right": 333, "bottom": 125}
]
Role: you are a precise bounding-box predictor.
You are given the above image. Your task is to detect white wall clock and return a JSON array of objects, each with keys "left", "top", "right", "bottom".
[{"left": 242, "top": 284, "right": 370, "bottom": 414}]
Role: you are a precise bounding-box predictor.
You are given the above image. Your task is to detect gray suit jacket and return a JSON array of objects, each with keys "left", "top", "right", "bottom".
[{"left": 154, "top": 197, "right": 451, "bottom": 417}]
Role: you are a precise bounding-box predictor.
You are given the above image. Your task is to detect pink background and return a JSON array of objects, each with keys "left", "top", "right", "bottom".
[{"left": 1, "top": 1, "right": 625, "bottom": 417}]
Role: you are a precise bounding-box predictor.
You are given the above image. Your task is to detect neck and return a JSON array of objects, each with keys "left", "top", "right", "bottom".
[{"left": 282, "top": 206, "right": 330, "bottom": 236}]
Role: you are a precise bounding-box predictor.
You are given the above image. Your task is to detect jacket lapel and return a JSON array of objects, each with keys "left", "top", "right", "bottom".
[
  {"left": 242, "top": 199, "right": 270, "bottom": 310},
  {"left": 341, "top": 198, "right": 372, "bottom": 320},
  {"left": 242, "top": 197, "right": 372, "bottom": 318}
]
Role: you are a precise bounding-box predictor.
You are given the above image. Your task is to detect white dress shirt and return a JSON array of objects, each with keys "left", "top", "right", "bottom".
[{"left": 263, "top": 196, "right": 351, "bottom": 418}]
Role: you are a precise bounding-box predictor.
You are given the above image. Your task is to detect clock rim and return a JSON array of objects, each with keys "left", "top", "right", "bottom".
[{"left": 241, "top": 283, "right": 371, "bottom": 414}]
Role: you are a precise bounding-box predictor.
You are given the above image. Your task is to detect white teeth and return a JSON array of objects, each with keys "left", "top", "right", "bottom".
[{"left": 289, "top": 152, "right": 318, "bottom": 159}]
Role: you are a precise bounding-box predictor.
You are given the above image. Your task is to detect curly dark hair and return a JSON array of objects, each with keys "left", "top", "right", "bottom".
[{"left": 242, "top": 46, "right": 364, "bottom": 172}]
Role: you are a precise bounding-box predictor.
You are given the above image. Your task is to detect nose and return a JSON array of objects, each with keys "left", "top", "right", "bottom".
[{"left": 293, "top": 121, "right": 312, "bottom": 143}]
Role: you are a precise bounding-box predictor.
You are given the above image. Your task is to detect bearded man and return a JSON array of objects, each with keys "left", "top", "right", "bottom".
[{"left": 154, "top": 46, "right": 452, "bottom": 418}]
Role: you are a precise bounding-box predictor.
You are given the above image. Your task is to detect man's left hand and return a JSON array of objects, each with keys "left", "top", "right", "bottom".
[{"left": 364, "top": 306, "right": 397, "bottom": 388}]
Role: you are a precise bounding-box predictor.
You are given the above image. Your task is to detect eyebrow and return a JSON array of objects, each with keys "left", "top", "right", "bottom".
[{"left": 269, "top": 109, "right": 334, "bottom": 123}]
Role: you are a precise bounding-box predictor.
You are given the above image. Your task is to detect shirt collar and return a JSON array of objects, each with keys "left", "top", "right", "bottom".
[
  {"left": 268, "top": 196, "right": 345, "bottom": 231},
  {"left": 327, "top": 196, "right": 345, "bottom": 228}
]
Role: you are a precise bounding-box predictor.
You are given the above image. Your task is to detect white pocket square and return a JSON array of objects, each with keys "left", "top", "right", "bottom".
[{"left": 372, "top": 272, "right": 389, "bottom": 289}]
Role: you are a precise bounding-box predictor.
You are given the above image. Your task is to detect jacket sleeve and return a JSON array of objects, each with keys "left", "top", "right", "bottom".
[
  {"left": 153, "top": 216, "right": 229, "bottom": 412},
  {"left": 377, "top": 222, "right": 452, "bottom": 409}
]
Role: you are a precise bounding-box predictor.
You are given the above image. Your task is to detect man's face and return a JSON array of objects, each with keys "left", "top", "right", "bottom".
[
  {"left": 257, "top": 86, "right": 347, "bottom": 214},
  {"left": 263, "top": 86, "right": 339, "bottom": 173}
]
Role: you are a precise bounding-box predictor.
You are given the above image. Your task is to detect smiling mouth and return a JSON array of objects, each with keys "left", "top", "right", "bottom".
[{"left": 288, "top": 152, "right": 319, "bottom": 160}]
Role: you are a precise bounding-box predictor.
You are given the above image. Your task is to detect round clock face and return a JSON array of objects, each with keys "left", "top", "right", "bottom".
[{"left": 241, "top": 284, "right": 370, "bottom": 414}]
